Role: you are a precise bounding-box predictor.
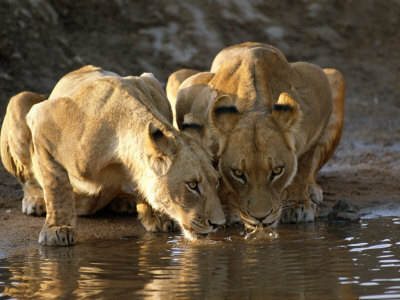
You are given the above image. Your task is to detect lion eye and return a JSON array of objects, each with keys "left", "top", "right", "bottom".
[
  {"left": 233, "top": 169, "right": 244, "bottom": 177},
  {"left": 270, "top": 166, "right": 284, "bottom": 181},
  {"left": 187, "top": 181, "right": 200, "bottom": 194},
  {"left": 188, "top": 182, "right": 198, "bottom": 189},
  {"left": 231, "top": 169, "right": 246, "bottom": 184}
]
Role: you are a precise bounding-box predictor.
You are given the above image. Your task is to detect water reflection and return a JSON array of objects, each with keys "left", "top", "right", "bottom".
[
  {"left": 0, "top": 218, "right": 399, "bottom": 299},
  {"left": 137, "top": 234, "right": 229, "bottom": 299}
]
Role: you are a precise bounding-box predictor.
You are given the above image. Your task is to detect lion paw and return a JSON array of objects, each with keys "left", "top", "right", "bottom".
[
  {"left": 38, "top": 225, "right": 76, "bottom": 246},
  {"left": 281, "top": 202, "right": 316, "bottom": 223},
  {"left": 140, "top": 213, "right": 178, "bottom": 232},
  {"left": 136, "top": 203, "right": 178, "bottom": 232},
  {"left": 22, "top": 195, "right": 46, "bottom": 216},
  {"left": 110, "top": 196, "right": 136, "bottom": 214},
  {"left": 309, "top": 183, "right": 323, "bottom": 205}
]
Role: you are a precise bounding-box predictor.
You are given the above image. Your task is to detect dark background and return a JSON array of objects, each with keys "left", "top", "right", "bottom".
[{"left": 1, "top": 0, "right": 399, "bottom": 112}]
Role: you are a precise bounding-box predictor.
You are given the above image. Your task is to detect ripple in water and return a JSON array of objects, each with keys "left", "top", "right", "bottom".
[{"left": 0, "top": 217, "right": 399, "bottom": 299}]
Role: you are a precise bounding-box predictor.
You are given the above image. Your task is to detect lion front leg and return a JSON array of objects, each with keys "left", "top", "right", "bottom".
[
  {"left": 281, "top": 68, "right": 345, "bottom": 224},
  {"left": 281, "top": 183, "right": 317, "bottom": 223},
  {"left": 307, "top": 68, "right": 345, "bottom": 206},
  {"left": 34, "top": 147, "right": 76, "bottom": 246},
  {"left": 281, "top": 147, "right": 319, "bottom": 223}
]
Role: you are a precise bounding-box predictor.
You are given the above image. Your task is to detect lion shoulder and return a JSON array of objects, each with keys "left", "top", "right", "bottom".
[{"left": 26, "top": 67, "right": 174, "bottom": 185}]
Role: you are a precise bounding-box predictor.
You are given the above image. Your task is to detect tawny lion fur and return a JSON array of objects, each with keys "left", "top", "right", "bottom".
[
  {"left": 1, "top": 65, "right": 226, "bottom": 245},
  {"left": 167, "top": 42, "right": 345, "bottom": 230}
]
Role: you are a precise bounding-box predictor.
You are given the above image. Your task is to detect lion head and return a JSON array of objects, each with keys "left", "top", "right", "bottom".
[
  {"left": 209, "top": 93, "right": 300, "bottom": 230},
  {"left": 140, "top": 116, "right": 226, "bottom": 240}
]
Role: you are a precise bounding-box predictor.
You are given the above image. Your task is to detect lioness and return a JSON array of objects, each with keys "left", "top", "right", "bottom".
[
  {"left": 0, "top": 65, "right": 225, "bottom": 245},
  {"left": 167, "top": 42, "right": 345, "bottom": 231}
]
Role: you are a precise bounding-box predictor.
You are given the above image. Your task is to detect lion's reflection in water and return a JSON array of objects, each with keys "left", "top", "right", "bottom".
[
  {"left": 137, "top": 233, "right": 229, "bottom": 299},
  {"left": 2, "top": 219, "right": 400, "bottom": 299}
]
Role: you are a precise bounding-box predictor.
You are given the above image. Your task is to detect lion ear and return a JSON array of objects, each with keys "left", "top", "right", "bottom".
[
  {"left": 271, "top": 93, "right": 299, "bottom": 132},
  {"left": 145, "top": 123, "right": 177, "bottom": 175},
  {"left": 210, "top": 95, "right": 240, "bottom": 135},
  {"left": 181, "top": 113, "right": 213, "bottom": 152},
  {"left": 181, "top": 113, "right": 206, "bottom": 140}
]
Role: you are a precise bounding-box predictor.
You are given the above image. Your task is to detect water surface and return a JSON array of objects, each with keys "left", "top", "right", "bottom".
[{"left": 1, "top": 217, "right": 399, "bottom": 299}]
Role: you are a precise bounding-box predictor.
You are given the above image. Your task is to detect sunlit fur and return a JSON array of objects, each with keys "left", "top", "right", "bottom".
[
  {"left": 0, "top": 65, "right": 226, "bottom": 246},
  {"left": 167, "top": 42, "right": 345, "bottom": 227}
]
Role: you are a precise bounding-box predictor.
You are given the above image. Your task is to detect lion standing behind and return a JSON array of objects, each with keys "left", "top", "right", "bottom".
[{"left": 167, "top": 42, "right": 345, "bottom": 231}]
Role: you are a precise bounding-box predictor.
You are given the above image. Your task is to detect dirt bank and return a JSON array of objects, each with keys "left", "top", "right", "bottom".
[{"left": 1, "top": 0, "right": 399, "bottom": 258}]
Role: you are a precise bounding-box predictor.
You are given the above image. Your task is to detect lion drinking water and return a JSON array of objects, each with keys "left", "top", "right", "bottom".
[
  {"left": 0, "top": 65, "right": 226, "bottom": 245},
  {"left": 167, "top": 42, "right": 345, "bottom": 232}
]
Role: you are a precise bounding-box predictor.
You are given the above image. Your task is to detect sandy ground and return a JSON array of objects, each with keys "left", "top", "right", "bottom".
[{"left": 0, "top": 0, "right": 399, "bottom": 258}]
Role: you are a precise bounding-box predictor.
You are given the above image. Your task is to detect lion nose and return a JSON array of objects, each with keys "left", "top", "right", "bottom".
[
  {"left": 207, "top": 219, "right": 221, "bottom": 229},
  {"left": 255, "top": 216, "right": 266, "bottom": 223},
  {"left": 249, "top": 208, "right": 274, "bottom": 223}
]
